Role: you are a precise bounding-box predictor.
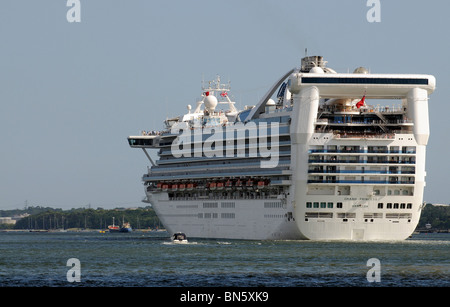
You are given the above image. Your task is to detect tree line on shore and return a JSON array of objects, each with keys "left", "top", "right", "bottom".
[
  {"left": 0, "top": 203, "right": 449, "bottom": 230},
  {"left": 0, "top": 206, "right": 161, "bottom": 230},
  {"left": 417, "top": 204, "right": 450, "bottom": 230}
]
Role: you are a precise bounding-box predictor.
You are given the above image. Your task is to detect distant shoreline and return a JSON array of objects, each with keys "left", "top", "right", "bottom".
[{"left": 0, "top": 228, "right": 167, "bottom": 233}]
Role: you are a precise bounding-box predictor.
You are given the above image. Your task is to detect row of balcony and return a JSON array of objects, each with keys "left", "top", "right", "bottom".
[
  {"left": 307, "top": 179, "right": 415, "bottom": 184},
  {"left": 308, "top": 159, "right": 415, "bottom": 164},
  {"left": 308, "top": 170, "right": 415, "bottom": 174},
  {"left": 309, "top": 149, "right": 416, "bottom": 154}
]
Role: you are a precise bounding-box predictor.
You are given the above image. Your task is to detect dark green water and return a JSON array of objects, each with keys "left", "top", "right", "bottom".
[{"left": 0, "top": 231, "right": 448, "bottom": 287}]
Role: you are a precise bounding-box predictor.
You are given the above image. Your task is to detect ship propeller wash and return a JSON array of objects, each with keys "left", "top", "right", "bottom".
[{"left": 127, "top": 56, "right": 436, "bottom": 240}]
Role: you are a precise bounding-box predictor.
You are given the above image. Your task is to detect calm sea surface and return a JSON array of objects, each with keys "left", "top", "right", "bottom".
[{"left": 0, "top": 231, "right": 448, "bottom": 287}]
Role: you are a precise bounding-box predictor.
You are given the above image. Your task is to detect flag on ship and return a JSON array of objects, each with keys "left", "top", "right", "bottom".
[{"left": 356, "top": 95, "right": 365, "bottom": 108}]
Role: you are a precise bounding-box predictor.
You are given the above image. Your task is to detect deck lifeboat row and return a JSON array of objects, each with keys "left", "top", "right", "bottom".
[{"left": 154, "top": 178, "right": 271, "bottom": 192}]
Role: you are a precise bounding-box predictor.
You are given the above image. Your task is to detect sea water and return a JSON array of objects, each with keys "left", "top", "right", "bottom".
[{"left": 0, "top": 231, "right": 448, "bottom": 287}]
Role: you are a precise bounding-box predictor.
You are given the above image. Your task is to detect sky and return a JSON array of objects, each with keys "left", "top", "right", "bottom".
[{"left": 0, "top": 0, "right": 449, "bottom": 210}]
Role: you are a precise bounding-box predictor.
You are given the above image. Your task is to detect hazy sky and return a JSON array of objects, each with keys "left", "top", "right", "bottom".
[{"left": 1, "top": 0, "right": 449, "bottom": 210}]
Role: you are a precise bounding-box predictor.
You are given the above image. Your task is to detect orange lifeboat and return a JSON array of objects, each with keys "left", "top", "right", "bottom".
[
  {"left": 156, "top": 182, "right": 163, "bottom": 190},
  {"left": 187, "top": 183, "right": 195, "bottom": 191},
  {"left": 179, "top": 183, "right": 186, "bottom": 191},
  {"left": 162, "top": 184, "right": 170, "bottom": 191},
  {"left": 217, "top": 181, "right": 224, "bottom": 190},
  {"left": 171, "top": 184, "right": 178, "bottom": 191},
  {"left": 208, "top": 182, "right": 217, "bottom": 190}
]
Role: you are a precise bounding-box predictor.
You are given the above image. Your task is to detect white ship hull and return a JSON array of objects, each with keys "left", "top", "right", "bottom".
[
  {"left": 147, "top": 193, "right": 303, "bottom": 240},
  {"left": 146, "top": 158, "right": 423, "bottom": 241}
]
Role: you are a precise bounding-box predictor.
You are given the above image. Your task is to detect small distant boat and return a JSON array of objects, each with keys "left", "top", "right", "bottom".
[
  {"left": 108, "top": 217, "right": 120, "bottom": 233},
  {"left": 120, "top": 222, "right": 133, "bottom": 233},
  {"left": 172, "top": 232, "right": 188, "bottom": 244}
]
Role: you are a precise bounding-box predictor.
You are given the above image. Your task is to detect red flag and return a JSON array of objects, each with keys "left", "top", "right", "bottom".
[
  {"left": 220, "top": 92, "right": 227, "bottom": 97},
  {"left": 356, "top": 95, "right": 365, "bottom": 108}
]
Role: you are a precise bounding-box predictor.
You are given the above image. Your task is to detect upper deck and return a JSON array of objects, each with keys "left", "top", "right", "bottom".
[{"left": 288, "top": 72, "right": 435, "bottom": 99}]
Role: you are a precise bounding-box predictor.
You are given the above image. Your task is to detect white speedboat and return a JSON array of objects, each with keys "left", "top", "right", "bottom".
[{"left": 171, "top": 232, "right": 188, "bottom": 244}]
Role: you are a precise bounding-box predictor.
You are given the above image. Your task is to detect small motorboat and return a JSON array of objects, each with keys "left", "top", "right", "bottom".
[{"left": 172, "top": 232, "right": 188, "bottom": 244}]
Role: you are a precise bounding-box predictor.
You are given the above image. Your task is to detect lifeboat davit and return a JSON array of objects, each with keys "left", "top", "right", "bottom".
[
  {"left": 246, "top": 179, "right": 254, "bottom": 188},
  {"left": 225, "top": 180, "right": 233, "bottom": 190},
  {"left": 236, "top": 179, "right": 243, "bottom": 190}
]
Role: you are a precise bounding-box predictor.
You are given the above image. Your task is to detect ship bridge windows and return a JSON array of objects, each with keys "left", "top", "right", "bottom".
[
  {"left": 128, "top": 138, "right": 154, "bottom": 146},
  {"left": 301, "top": 76, "right": 429, "bottom": 85}
]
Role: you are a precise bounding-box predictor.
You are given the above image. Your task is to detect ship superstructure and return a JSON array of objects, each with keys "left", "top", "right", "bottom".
[{"left": 128, "top": 56, "right": 435, "bottom": 240}]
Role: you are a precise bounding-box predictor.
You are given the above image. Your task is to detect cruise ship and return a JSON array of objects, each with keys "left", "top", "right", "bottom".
[{"left": 127, "top": 56, "right": 436, "bottom": 240}]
